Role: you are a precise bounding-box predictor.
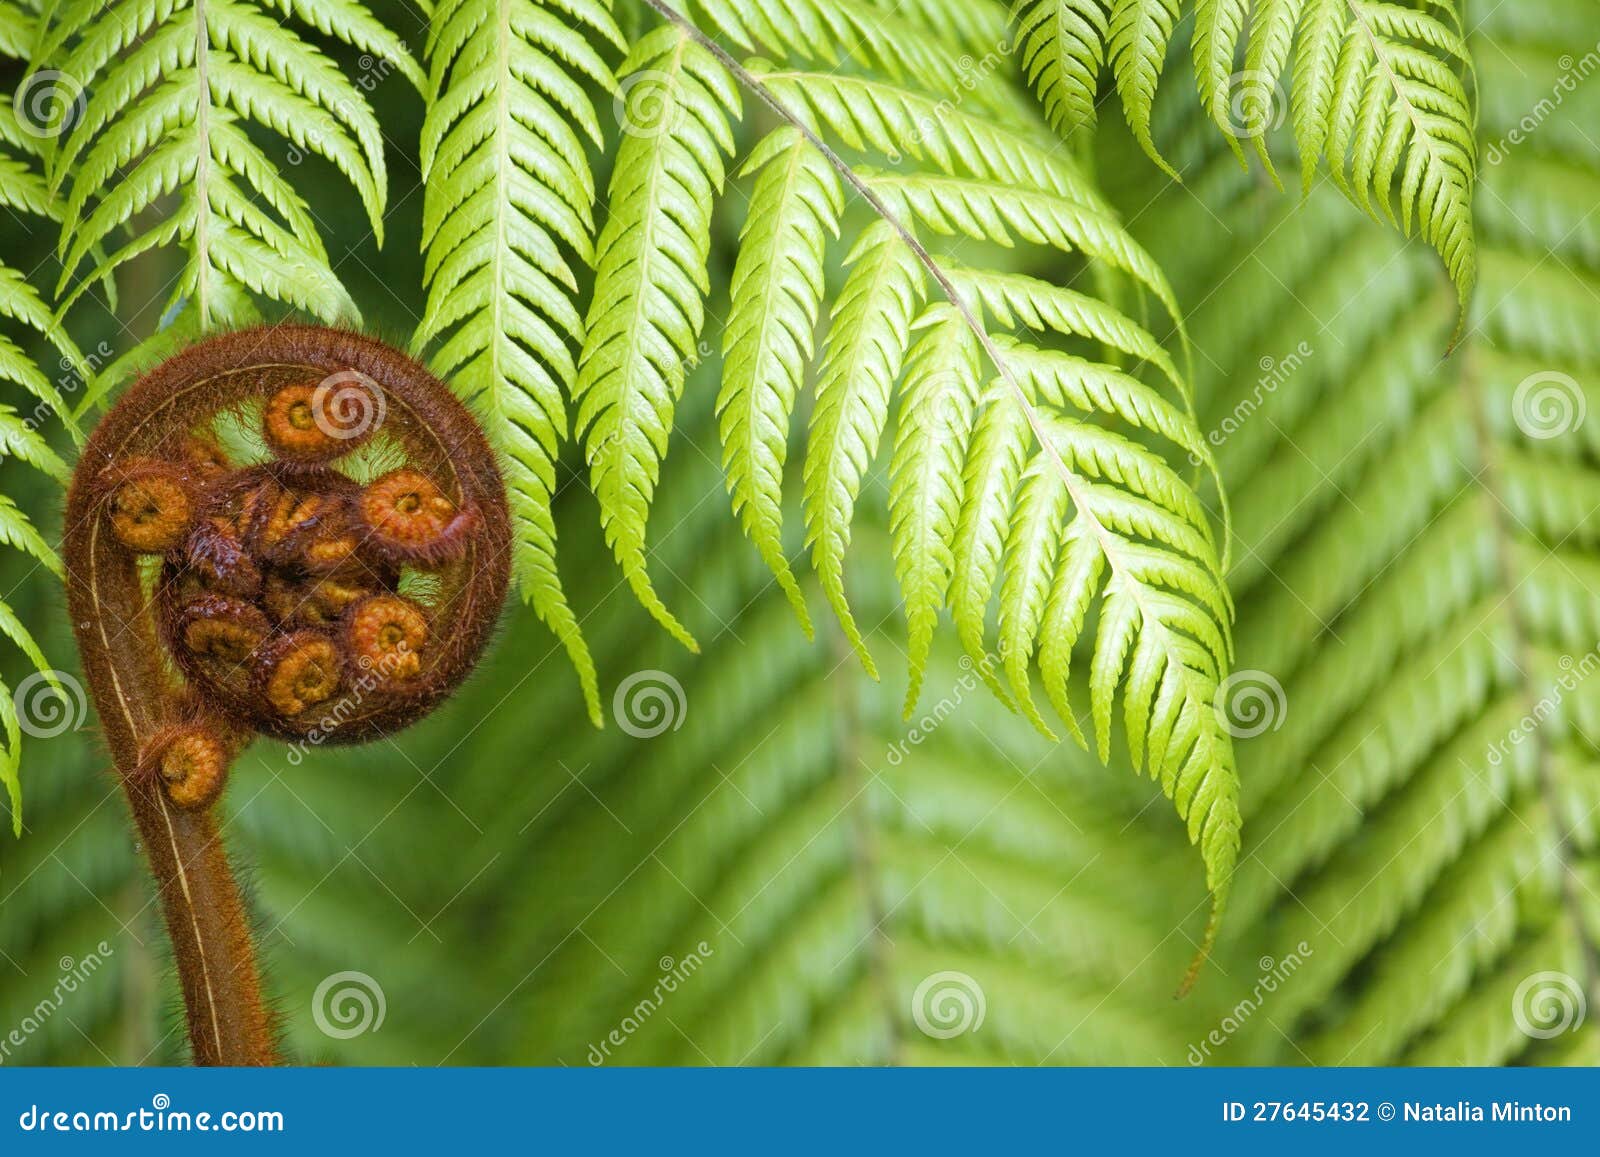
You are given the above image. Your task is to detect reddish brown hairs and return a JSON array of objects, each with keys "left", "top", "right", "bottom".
[{"left": 64, "top": 326, "right": 511, "bottom": 1065}]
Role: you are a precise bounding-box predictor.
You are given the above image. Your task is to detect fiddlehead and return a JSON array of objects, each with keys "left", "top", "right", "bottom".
[{"left": 64, "top": 326, "right": 511, "bottom": 1065}]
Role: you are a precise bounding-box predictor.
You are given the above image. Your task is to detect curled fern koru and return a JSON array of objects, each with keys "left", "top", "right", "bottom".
[{"left": 63, "top": 326, "right": 511, "bottom": 1064}]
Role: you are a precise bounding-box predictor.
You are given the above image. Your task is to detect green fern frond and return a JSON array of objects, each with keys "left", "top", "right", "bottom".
[
  {"left": 0, "top": 59, "right": 85, "bottom": 833},
  {"left": 1014, "top": 1, "right": 1108, "bottom": 141},
  {"left": 889, "top": 305, "right": 981, "bottom": 711},
  {"left": 625, "top": 4, "right": 1237, "bottom": 944},
  {"left": 1106, "top": 0, "right": 1183, "bottom": 178},
  {"left": 694, "top": 0, "right": 1030, "bottom": 123},
  {"left": 1121, "top": 0, "right": 1598, "bottom": 1060},
  {"left": 416, "top": 0, "right": 624, "bottom": 727},
  {"left": 1012, "top": 0, "right": 1478, "bottom": 310},
  {"left": 573, "top": 22, "right": 740, "bottom": 652},
  {"left": 801, "top": 220, "right": 924, "bottom": 679},
  {"left": 718, "top": 126, "right": 840, "bottom": 637},
  {"left": 34, "top": 0, "right": 418, "bottom": 325}
]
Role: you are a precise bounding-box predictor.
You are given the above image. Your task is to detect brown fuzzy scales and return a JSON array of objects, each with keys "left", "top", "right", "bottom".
[{"left": 65, "top": 326, "right": 512, "bottom": 1065}]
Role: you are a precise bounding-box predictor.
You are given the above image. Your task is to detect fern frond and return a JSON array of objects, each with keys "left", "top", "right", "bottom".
[
  {"left": 1106, "top": 0, "right": 1183, "bottom": 179},
  {"left": 1013, "top": 0, "right": 1478, "bottom": 310},
  {"left": 416, "top": 0, "right": 624, "bottom": 726},
  {"left": 1014, "top": 0, "right": 1110, "bottom": 142},
  {"left": 889, "top": 305, "right": 981, "bottom": 711},
  {"left": 718, "top": 126, "right": 840, "bottom": 636},
  {"left": 1310, "top": 0, "right": 1477, "bottom": 311},
  {"left": 1126, "top": 1, "right": 1599, "bottom": 1061},
  {"left": 35, "top": 0, "right": 419, "bottom": 325},
  {"left": 0, "top": 62, "right": 85, "bottom": 832},
  {"left": 694, "top": 0, "right": 1029, "bottom": 123},
  {"left": 802, "top": 220, "right": 925, "bottom": 679},
  {"left": 573, "top": 22, "right": 740, "bottom": 651}
]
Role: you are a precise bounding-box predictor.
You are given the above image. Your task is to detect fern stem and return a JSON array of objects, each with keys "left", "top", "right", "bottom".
[{"left": 65, "top": 504, "right": 278, "bottom": 1065}]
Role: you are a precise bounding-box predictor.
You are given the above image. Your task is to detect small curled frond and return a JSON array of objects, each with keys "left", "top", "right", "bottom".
[{"left": 63, "top": 326, "right": 513, "bottom": 1063}]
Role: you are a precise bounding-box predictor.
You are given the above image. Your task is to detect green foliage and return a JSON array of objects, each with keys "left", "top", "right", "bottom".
[
  {"left": 1108, "top": 0, "right": 1600, "bottom": 1062},
  {"left": 1015, "top": 0, "right": 1478, "bottom": 309},
  {"left": 573, "top": 20, "right": 740, "bottom": 652},
  {"left": 32, "top": 0, "right": 421, "bottom": 325},
  {"left": 6, "top": 0, "right": 1599, "bottom": 1071},
  {"left": 415, "top": 0, "right": 624, "bottom": 724},
  {"left": 0, "top": 31, "right": 85, "bottom": 834}
]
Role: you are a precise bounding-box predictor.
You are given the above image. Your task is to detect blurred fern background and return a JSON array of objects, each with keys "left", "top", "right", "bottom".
[{"left": 2, "top": 0, "right": 1599, "bottom": 1067}]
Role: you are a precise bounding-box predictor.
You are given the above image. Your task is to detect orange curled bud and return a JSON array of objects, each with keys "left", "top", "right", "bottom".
[
  {"left": 107, "top": 464, "right": 193, "bottom": 553},
  {"left": 346, "top": 595, "right": 428, "bottom": 680},
  {"left": 258, "top": 633, "right": 342, "bottom": 717},
  {"left": 262, "top": 373, "right": 383, "bottom": 461},
  {"left": 359, "top": 468, "right": 476, "bottom": 564},
  {"left": 262, "top": 382, "right": 339, "bottom": 460},
  {"left": 180, "top": 597, "right": 270, "bottom": 664},
  {"left": 157, "top": 728, "right": 230, "bottom": 810}
]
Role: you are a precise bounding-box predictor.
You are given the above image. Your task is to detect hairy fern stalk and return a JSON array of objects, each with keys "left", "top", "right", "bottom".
[{"left": 1, "top": 0, "right": 1593, "bottom": 1068}]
